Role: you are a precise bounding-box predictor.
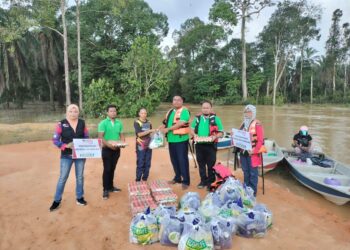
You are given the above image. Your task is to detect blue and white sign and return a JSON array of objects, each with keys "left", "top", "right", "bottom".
[
  {"left": 231, "top": 128, "right": 252, "bottom": 151},
  {"left": 72, "top": 139, "right": 102, "bottom": 159}
]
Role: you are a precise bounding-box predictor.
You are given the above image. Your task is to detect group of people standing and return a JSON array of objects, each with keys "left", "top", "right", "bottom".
[{"left": 49, "top": 97, "right": 266, "bottom": 212}]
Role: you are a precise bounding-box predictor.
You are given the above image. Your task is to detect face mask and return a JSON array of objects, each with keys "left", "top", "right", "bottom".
[
  {"left": 300, "top": 130, "right": 307, "bottom": 136},
  {"left": 244, "top": 117, "right": 251, "bottom": 130}
]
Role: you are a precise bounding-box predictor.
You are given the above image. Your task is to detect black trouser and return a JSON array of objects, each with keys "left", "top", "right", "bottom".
[
  {"left": 102, "top": 147, "right": 120, "bottom": 191},
  {"left": 168, "top": 141, "right": 190, "bottom": 185},
  {"left": 195, "top": 143, "right": 217, "bottom": 186}
]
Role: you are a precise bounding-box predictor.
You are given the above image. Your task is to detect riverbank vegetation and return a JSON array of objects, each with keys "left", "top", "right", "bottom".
[{"left": 0, "top": 0, "right": 349, "bottom": 117}]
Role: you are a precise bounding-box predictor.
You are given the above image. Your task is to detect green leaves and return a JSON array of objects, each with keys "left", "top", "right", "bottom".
[
  {"left": 119, "top": 36, "right": 174, "bottom": 116},
  {"left": 83, "top": 78, "right": 119, "bottom": 118},
  {"left": 209, "top": 0, "right": 237, "bottom": 29}
]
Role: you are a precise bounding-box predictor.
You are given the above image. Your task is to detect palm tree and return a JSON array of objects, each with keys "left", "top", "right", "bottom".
[
  {"left": 34, "top": 30, "right": 64, "bottom": 110},
  {"left": 304, "top": 47, "right": 320, "bottom": 104},
  {"left": 0, "top": 7, "right": 32, "bottom": 108}
]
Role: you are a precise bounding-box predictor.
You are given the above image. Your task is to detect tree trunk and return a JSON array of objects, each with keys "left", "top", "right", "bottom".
[
  {"left": 273, "top": 58, "right": 287, "bottom": 105},
  {"left": 56, "top": 76, "right": 65, "bottom": 108},
  {"left": 310, "top": 73, "right": 313, "bottom": 104},
  {"left": 273, "top": 54, "right": 278, "bottom": 105},
  {"left": 299, "top": 46, "right": 304, "bottom": 103},
  {"left": 48, "top": 80, "right": 55, "bottom": 111},
  {"left": 344, "top": 64, "right": 347, "bottom": 100},
  {"left": 44, "top": 73, "right": 55, "bottom": 111},
  {"left": 76, "top": 0, "right": 83, "bottom": 110},
  {"left": 266, "top": 79, "right": 270, "bottom": 97},
  {"left": 332, "top": 63, "right": 336, "bottom": 96},
  {"left": 241, "top": 5, "right": 247, "bottom": 102},
  {"left": 284, "top": 71, "right": 287, "bottom": 99},
  {"left": 61, "top": 0, "right": 71, "bottom": 106}
]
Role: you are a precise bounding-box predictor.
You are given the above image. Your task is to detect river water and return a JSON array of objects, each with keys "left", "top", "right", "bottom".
[
  {"left": 142, "top": 103, "right": 350, "bottom": 218},
  {"left": 1, "top": 103, "right": 350, "bottom": 216},
  {"left": 142, "top": 103, "right": 350, "bottom": 164}
]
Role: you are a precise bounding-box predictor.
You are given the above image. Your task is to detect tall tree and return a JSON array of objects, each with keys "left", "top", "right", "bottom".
[
  {"left": 121, "top": 36, "right": 176, "bottom": 116},
  {"left": 32, "top": 0, "right": 69, "bottom": 106},
  {"left": 0, "top": 2, "right": 33, "bottom": 107},
  {"left": 258, "top": 0, "right": 318, "bottom": 105},
  {"left": 210, "top": 0, "right": 272, "bottom": 101},
  {"left": 171, "top": 17, "right": 226, "bottom": 102},
  {"left": 75, "top": 0, "right": 82, "bottom": 109},
  {"left": 35, "top": 31, "right": 64, "bottom": 110},
  {"left": 61, "top": 0, "right": 70, "bottom": 105},
  {"left": 325, "top": 9, "right": 343, "bottom": 96},
  {"left": 303, "top": 47, "right": 319, "bottom": 104},
  {"left": 296, "top": 0, "right": 321, "bottom": 103},
  {"left": 79, "top": 0, "right": 168, "bottom": 93},
  {"left": 340, "top": 22, "right": 350, "bottom": 99}
]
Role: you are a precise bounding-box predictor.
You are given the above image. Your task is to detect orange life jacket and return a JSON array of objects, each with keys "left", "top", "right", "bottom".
[
  {"left": 165, "top": 107, "right": 190, "bottom": 135},
  {"left": 240, "top": 119, "right": 267, "bottom": 153}
]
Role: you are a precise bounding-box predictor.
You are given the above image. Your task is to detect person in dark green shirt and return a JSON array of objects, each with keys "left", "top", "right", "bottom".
[
  {"left": 160, "top": 95, "right": 191, "bottom": 190},
  {"left": 191, "top": 100, "right": 224, "bottom": 190},
  {"left": 98, "top": 104, "right": 125, "bottom": 200}
]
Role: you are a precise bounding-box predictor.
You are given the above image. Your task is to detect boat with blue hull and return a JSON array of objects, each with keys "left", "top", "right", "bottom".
[
  {"left": 284, "top": 151, "right": 350, "bottom": 205},
  {"left": 217, "top": 135, "right": 233, "bottom": 150}
]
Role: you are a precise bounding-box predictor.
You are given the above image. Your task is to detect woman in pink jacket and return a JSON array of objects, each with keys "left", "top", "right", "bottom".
[{"left": 239, "top": 105, "right": 265, "bottom": 196}]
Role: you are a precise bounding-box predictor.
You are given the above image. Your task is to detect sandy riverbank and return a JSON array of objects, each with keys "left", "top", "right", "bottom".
[{"left": 0, "top": 138, "right": 349, "bottom": 250}]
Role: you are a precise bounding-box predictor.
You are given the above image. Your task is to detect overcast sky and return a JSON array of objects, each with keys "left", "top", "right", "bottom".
[{"left": 144, "top": 0, "right": 350, "bottom": 55}]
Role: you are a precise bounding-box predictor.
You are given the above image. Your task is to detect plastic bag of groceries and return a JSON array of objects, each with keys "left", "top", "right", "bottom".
[
  {"left": 177, "top": 207, "right": 204, "bottom": 226},
  {"left": 210, "top": 217, "right": 236, "bottom": 249},
  {"left": 159, "top": 214, "right": 184, "bottom": 246},
  {"left": 224, "top": 199, "right": 249, "bottom": 217},
  {"left": 205, "top": 191, "right": 223, "bottom": 207},
  {"left": 242, "top": 185, "right": 256, "bottom": 208},
  {"left": 149, "top": 131, "right": 164, "bottom": 149},
  {"left": 178, "top": 219, "right": 214, "bottom": 250},
  {"left": 180, "top": 192, "right": 201, "bottom": 210},
  {"left": 216, "top": 177, "right": 242, "bottom": 204},
  {"left": 153, "top": 205, "right": 177, "bottom": 225},
  {"left": 129, "top": 208, "right": 159, "bottom": 245},
  {"left": 236, "top": 211, "right": 268, "bottom": 238},
  {"left": 198, "top": 193, "right": 222, "bottom": 223},
  {"left": 253, "top": 203, "right": 273, "bottom": 228}
]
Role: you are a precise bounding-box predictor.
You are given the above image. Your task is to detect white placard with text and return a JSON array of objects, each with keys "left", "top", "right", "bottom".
[
  {"left": 72, "top": 139, "right": 102, "bottom": 159},
  {"left": 231, "top": 128, "right": 252, "bottom": 151}
]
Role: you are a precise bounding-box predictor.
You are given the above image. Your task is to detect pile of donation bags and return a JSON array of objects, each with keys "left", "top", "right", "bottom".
[{"left": 129, "top": 177, "right": 273, "bottom": 249}]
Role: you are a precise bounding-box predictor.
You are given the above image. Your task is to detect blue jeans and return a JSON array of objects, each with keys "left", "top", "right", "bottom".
[
  {"left": 136, "top": 146, "right": 152, "bottom": 181},
  {"left": 240, "top": 155, "right": 258, "bottom": 196},
  {"left": 54, "top": 156, "right": 86, "bottom": 202}
]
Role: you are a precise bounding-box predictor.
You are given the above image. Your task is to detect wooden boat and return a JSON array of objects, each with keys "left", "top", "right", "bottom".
[{"left": 284, "top": 151, "right": 350, "bottom": 205}]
